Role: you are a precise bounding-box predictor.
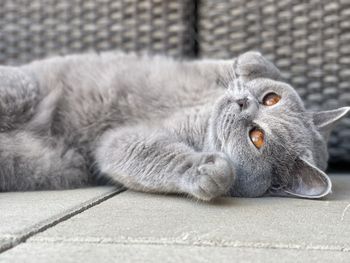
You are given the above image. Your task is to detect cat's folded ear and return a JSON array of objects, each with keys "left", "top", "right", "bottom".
[
  {"left": 270, "top": 158, "right": 332, "bottom": 199},
  {"left": 274, "top": 107, "right": 350, "bottom": 199},
  {"left": 313, "top": 107, "right": 350, "bottom": 140},
  {"left": 235, "top": 51, "right": 282, "bottom": 82},
  {"left": 283, "top": 158, "right": 332, "bottom": 198}
]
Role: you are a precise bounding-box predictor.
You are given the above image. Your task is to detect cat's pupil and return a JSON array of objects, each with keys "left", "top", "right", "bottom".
[
  {"left": 263, "top": 92, "right": 281, "bottom": 106},
  {"left": 249, "top": 128, "right": 264, "bottom": 149}
]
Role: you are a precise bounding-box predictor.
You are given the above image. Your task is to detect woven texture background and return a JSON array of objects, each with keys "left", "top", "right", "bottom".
[
  {"left": 0, "top": 0, "right": 195, "bottom": 65},
  {"left": 199, "top": 0, "right": 350, "bottom": 162},
  {"left": 0, "top": 0, "right": 349, "bottom": 163}
]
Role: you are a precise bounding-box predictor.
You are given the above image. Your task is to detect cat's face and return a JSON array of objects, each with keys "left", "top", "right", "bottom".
[{"left": 208, "top": 76, "right": 348, "bottom": 198}]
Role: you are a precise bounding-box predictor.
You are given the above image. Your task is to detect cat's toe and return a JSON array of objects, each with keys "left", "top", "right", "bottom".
[{"left": 188, "top": 153, "right": 235, "bottom": 201}]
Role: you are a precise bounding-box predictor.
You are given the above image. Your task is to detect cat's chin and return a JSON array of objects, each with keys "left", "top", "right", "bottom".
[
  {"left": 226, "top": 166, "right": 272, "bottom": 198},
  {"left": 227, "top": 184, "right": 270, "bottom": 198},
  {"left": 264, "top": 184, "right": 289, "bottom": 197}
]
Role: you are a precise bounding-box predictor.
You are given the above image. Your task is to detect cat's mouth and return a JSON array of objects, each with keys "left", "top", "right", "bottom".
[
  {"left": 265, "top": 183, "right": 289, "bottom": 197},
  {"left": 228, "top": 178, "right": 291, "bottom": 198},
  {"left": 228, "top": 171, "right": 272, "bottom": 198}
]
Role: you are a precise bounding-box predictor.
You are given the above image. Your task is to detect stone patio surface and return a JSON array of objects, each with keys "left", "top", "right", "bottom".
[{"left": 0, "top": 175, "right": 349, "bottom": 262}]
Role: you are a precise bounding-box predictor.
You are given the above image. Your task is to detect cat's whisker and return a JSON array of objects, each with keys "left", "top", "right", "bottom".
[{"left": 217, "top": 75, "right": 230, "bottom": 89}]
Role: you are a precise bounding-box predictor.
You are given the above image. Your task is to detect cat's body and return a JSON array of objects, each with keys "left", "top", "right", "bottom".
[
  {"left": 0, "top": 51, "right": 349, "bottom": 200},
  {"left": 22, "top": 52, "right": 227, "bottom": 155}
]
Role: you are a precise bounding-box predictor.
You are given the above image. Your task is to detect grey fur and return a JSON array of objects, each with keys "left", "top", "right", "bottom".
[{"left": 0, "top": 51, "right": 348, "bottom": 200}]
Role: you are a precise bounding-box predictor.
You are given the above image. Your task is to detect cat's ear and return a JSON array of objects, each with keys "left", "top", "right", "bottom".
[
  {"left": 282, "top": 158, "right": 332, "bottom": 198},
  {"left": 235, "top": 51, "right": 282, "bottom": 81},
  {"left": 313, "top": 107, "right": 350, "bottom": 140}
]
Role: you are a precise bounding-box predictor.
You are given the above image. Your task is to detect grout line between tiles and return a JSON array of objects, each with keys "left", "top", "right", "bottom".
[
  {"left": 26, "top": 236, "right": 350, "bottom": 253},
  {"left": 0, "top": 187, "right": 126, "bottom": 254}
]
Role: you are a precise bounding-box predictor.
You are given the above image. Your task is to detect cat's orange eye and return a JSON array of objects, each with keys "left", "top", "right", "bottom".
[
  {"left": 263, "top": 92, "right": 281, "bottom": 106},
  {"left": 249, "top": 128, "right": 264, "bottom": 149}
]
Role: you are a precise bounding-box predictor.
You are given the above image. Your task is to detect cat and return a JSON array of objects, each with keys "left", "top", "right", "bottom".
[{"left": 0, "top": 51, "right": 348, "bottom": 200}]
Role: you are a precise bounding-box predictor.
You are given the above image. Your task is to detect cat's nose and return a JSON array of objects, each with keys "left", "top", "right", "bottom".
[
  {"left": 235, "top": 97, "right": 259, "bottom": 117},
  {"left": 236, "top": 98, "right": 249, "bottom": 111}
]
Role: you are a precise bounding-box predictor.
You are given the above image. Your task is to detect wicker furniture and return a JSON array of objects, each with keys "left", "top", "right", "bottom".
[
  {"left": 0, "top": 0, "right": 349, "bottom": 163},
  {"left": 199, "top": 0, "right": 350, "bottom": 162},
  {"left": 0, "top": 0, "right": 195, "bottom": 65}
]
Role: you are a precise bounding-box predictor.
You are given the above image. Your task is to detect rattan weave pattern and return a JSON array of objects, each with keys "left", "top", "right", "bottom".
[
  {"left": 199, "top": 0, "right": 350, "bottom": 162},
  {"left": 0, "top": 0, "right": 195, "bottom": 65},
  {"left": 0, "top": 0, "right": 349, "bottom": 162}
]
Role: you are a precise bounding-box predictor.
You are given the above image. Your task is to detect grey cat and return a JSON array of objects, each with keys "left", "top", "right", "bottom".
[{"left": 0, "top": 51, "right": 348, "bottom": 200}]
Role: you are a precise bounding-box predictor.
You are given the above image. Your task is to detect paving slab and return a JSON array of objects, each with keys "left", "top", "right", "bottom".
[
  {"left": 1, "top": 175, "right": 349, "bottom": 262},
  {"left": 0, "top": 243, "right": 349, "bottom": 263},
  {"left": 20, "top": 175, "right": 350, "bottom": 250},
  {"left": 0, "top": 187, "right": 121, "bottom": 252}
]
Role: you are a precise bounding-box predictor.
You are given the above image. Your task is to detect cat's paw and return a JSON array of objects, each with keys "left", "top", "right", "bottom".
[
  {"left": 235, "top": 51, "right": 281, "bottom": 81},
  {"left": 185, "top": 153, "right": 235, "bottom": 201}
]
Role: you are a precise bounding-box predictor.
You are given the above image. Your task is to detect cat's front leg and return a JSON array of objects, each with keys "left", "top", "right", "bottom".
[{"left": 95, "top": 127, "right": 235, "bottom": 201}]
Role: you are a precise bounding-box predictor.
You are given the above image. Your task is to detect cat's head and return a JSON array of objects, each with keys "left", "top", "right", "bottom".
[{"left": 208, "top": 52, "right": 350, "bottom": 198}]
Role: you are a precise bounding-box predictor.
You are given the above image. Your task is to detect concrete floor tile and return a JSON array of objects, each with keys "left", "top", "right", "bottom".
[
  {"left": 0, "top": 242, "right": 349, "bottom": 263},
  {"left": 28, "top": 175, "right": 350, "bottom": 251},
  {"left": 0, "top": 187, "right": 120, "bottom": 251}
]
